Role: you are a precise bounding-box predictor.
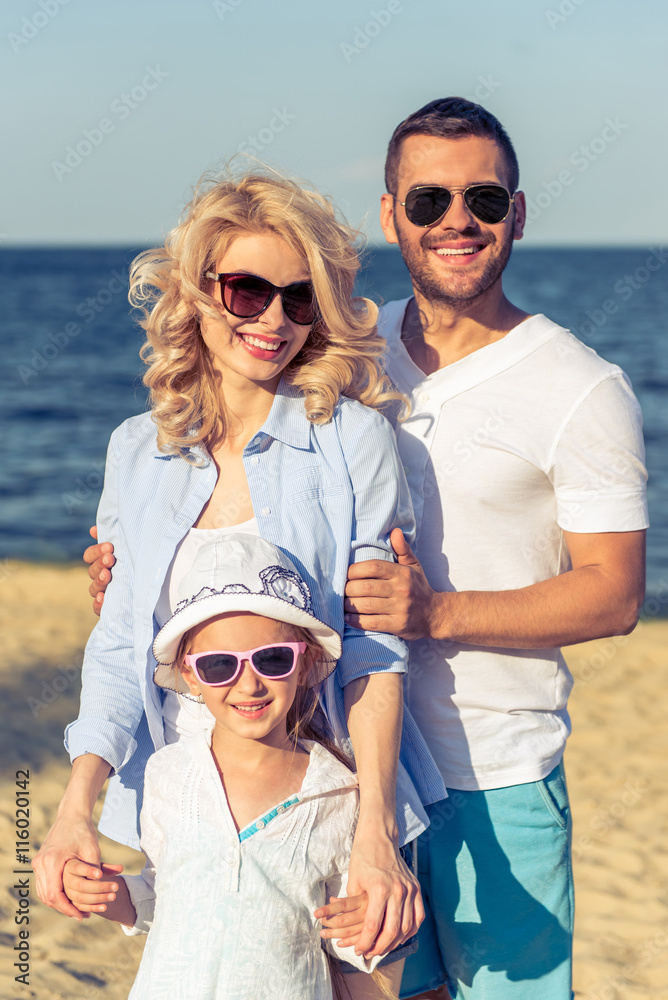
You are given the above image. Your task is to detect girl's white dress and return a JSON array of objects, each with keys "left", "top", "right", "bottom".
[{"left": 122, "top": 732, "right": 381, "bottom": 999}]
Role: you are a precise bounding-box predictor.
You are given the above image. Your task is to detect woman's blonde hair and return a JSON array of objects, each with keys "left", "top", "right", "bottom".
[{"left": 130, "top": 169, "right": 403, "bottom": 455}]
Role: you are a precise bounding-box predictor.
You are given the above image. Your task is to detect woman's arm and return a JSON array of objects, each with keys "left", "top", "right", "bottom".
[
  {"left": 33, "top": 754, "right": 111, "bottom": 918},
  {"left": 34, "top": 424, "right": 146, "bottom": 915},
  {"left": 335, "top": 404, "right": 423, "bottom": 958}
]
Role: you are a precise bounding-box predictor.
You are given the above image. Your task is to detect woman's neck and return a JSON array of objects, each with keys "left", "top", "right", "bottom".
[{"left": 214, "top": 370, "right": 280, "bottom": 454}]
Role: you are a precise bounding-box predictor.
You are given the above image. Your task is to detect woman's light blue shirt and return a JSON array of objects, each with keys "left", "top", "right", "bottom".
[{"left": 65, "top": 381, "right": 446, "bottom": 849}]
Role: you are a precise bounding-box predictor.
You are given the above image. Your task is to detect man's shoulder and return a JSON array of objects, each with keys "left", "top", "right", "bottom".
[{"left": 528, "top": 314, "right": 626, "bottom": 387}]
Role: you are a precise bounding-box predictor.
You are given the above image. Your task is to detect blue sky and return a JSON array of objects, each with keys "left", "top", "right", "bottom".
[{"left": 2, "top": 0, "right": 666, "bottom": 246}]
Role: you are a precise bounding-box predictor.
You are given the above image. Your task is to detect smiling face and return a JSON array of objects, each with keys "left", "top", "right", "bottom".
[
  {"left": 179, "top": 612, "right": 308, "bottom": 750},
  {"left": 200, "top": 231, "right": 313, "bottom": 390},
  {"left": 380, "top": 134, "right": 526, "bottom": 310}
]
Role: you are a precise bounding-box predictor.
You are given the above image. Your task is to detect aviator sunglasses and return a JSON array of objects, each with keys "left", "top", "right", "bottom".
[
  {"left": 205, "top": 271, "right": 317, "bottom": 325},
  {"left": 185, "top": 641, "right": 307, "bottom": 687},
  {"left": 394, "top": 184, "right": 515, "bottom": 227}
]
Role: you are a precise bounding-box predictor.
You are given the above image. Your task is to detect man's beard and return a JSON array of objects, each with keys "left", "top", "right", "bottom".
[{"left": 396, "top": 224, "right": 516, "bottom": 309}]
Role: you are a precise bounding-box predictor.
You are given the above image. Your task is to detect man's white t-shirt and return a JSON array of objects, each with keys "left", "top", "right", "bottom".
[{"left": 380, "top": 300, "right": 649, "bottom": 791}]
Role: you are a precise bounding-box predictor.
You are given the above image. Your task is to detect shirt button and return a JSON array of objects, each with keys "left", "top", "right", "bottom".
[
  {"left": 256, "top": 819, "right": 265, "bottom": 830},
  {"left": 276, "top": 805, "right": 284, "bottom": 813},
  {"left": 227, "top": 857, "right": 235, "bottom": 867},
  {"left": 261, "top": 507, "right": 271, "bottom": 517},
  {"left": 251, "top": 456, "right": 260, "bottom": 465},
  {"left": 419, "top": 392, "right": 430, "bottom": 403}
]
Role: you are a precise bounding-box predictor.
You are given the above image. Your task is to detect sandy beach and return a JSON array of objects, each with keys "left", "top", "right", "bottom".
[{"left": 1, "top": 561, "right": 666, "bottom": 999}]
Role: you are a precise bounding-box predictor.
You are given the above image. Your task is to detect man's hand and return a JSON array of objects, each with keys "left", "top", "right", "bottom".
[
  {"left": 33, "top": 812, "right": 103, "bottom": 919},
  {"left": 344, "top": 827, "right": 423, "bottom": 958},
  {"left": 345, "top": 528, "right": 439, "bottom": 640},
  {"left": 84, "top": 525, "right": 116, "bottom": 616}
]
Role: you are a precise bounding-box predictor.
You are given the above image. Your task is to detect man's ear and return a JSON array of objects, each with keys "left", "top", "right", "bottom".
[
  {"left": 512, "top": 190, "right": 526, "bottom": 241},
  {"left": 380, "top": 193, "right": 400, "bottom": 246}
]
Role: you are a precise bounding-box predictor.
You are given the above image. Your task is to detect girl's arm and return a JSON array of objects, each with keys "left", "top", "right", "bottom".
[{"left": 63, "top": 861, "right": 137, "bottom": 927}]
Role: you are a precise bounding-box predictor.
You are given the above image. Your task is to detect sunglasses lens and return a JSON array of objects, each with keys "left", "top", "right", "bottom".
[
  {"left": 465, "top": 185, "right": 511, "bottom": 224},
  {"left": 195, "top": 653, "right": 239, "bottom": 685},
  {"left": 224, "top": 275, "right": 272, "bottom": 317},
  {"left": 282, "top": 283, "right": 316, "bottom": 325},
  {"left": 251, "top": 645, "right": 296, "bottom": 677},
  {"left": 404, "top": 187, "right": 453, "bottom": 226}
]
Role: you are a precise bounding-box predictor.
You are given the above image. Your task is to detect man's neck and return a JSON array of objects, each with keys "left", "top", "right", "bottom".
[{"left": 401, "top": 288, "right": 531, "bottom": 375}]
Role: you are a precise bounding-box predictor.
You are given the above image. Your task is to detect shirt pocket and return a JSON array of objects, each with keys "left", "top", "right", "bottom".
[{"left": 286, "top": 467, "right": 346, "bottom": 507}]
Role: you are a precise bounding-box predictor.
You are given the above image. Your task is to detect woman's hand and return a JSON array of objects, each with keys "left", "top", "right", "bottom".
[
  {"left": 83, "top": 526, "right": 116, "bottom": 615},
  {"left": 32, "top": 811, "right": 103, "bottom": 919},
  {"left": 345, "top": 825, "right": 423, "bottom": 958},
  {"left": 32, "top": 754, "right": 112, "bottom": 918},
  {"left": 63, "top": 860, "right": 124, "bottom": 919}
]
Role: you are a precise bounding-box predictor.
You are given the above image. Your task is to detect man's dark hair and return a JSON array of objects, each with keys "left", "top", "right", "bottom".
[{"left": 385, "top": 97, "right": 520, "bottom": 195}]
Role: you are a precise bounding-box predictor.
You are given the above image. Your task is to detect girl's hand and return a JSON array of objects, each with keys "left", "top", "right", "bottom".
[
  {"left": 62, "top": 861, "right": 124, "bottom": 921},
  {"left": 315, "top": 892, "right": 368, "bottom": 948}
]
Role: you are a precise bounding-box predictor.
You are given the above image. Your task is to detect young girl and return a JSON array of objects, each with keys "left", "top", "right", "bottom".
[{"left": 63, "top": 534, "right": 393, "bottom": 999}]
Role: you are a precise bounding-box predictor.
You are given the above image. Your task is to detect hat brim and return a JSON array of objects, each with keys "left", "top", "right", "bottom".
[{"left": 153, "top": 592, "right": 342, "bottom": 689}]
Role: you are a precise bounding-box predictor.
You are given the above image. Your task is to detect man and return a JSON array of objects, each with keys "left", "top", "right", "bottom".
[
  {"left": 73, "top": 98, "right": 648, "bottom": 999},
  {"left": 342, "top": 98, "right": 648, "bottom": 999}
]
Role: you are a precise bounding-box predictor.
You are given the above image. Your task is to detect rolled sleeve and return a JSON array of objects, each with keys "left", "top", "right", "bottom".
[
  {"left": 336, "top": 403, "right": 415, "bottom": 688},
  {"left": 120, "top": 872, "right": 156, "bottom": 936}
]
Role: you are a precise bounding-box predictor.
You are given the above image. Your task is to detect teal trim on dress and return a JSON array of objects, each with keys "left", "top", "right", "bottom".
[{"left": 239, "top": 796, "right": 300, "bottom": 842}]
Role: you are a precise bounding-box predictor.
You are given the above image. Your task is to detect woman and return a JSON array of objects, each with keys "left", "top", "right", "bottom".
[{"left": 33, "top": 170, "right": 445, "bottom": 995}]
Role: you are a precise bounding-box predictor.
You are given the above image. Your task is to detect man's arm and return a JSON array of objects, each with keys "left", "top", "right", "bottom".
[
  {"left": 84, "top": 526, "right": 115, "bottom": 615},
  {"left": 345, "top": 528, "right": 646, "bottom": 647}
]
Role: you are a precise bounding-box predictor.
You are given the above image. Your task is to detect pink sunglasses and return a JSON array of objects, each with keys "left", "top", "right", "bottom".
[{"left": 185, "top": 642, "right": 307, "bottom": 687}]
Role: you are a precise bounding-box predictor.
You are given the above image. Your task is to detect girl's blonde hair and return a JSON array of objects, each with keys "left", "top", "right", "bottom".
[{"left": 130, "top": 169, "right": 403, "bottom": 455}]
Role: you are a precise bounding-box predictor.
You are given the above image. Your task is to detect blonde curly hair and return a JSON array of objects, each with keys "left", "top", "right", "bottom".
[{"left": 129, "top": 170, "right": 402, "bottom": 455}]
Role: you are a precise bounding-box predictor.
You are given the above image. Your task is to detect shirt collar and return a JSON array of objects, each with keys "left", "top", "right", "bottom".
[
  {"left": 257, "top": 376, "right": 311, "bottom": 450},
  {"left": 150, "top": 375, "right": 311, "bottom": 460}
]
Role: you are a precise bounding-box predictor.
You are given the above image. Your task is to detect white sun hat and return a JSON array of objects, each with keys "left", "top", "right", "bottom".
[{"left": 152, "top": 533, "right": 342, "bottom": 690}]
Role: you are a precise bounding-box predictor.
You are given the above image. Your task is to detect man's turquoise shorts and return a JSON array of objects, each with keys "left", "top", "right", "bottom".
[{"left": 400, "top": 762, "right": 574, "bottom": 999}]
